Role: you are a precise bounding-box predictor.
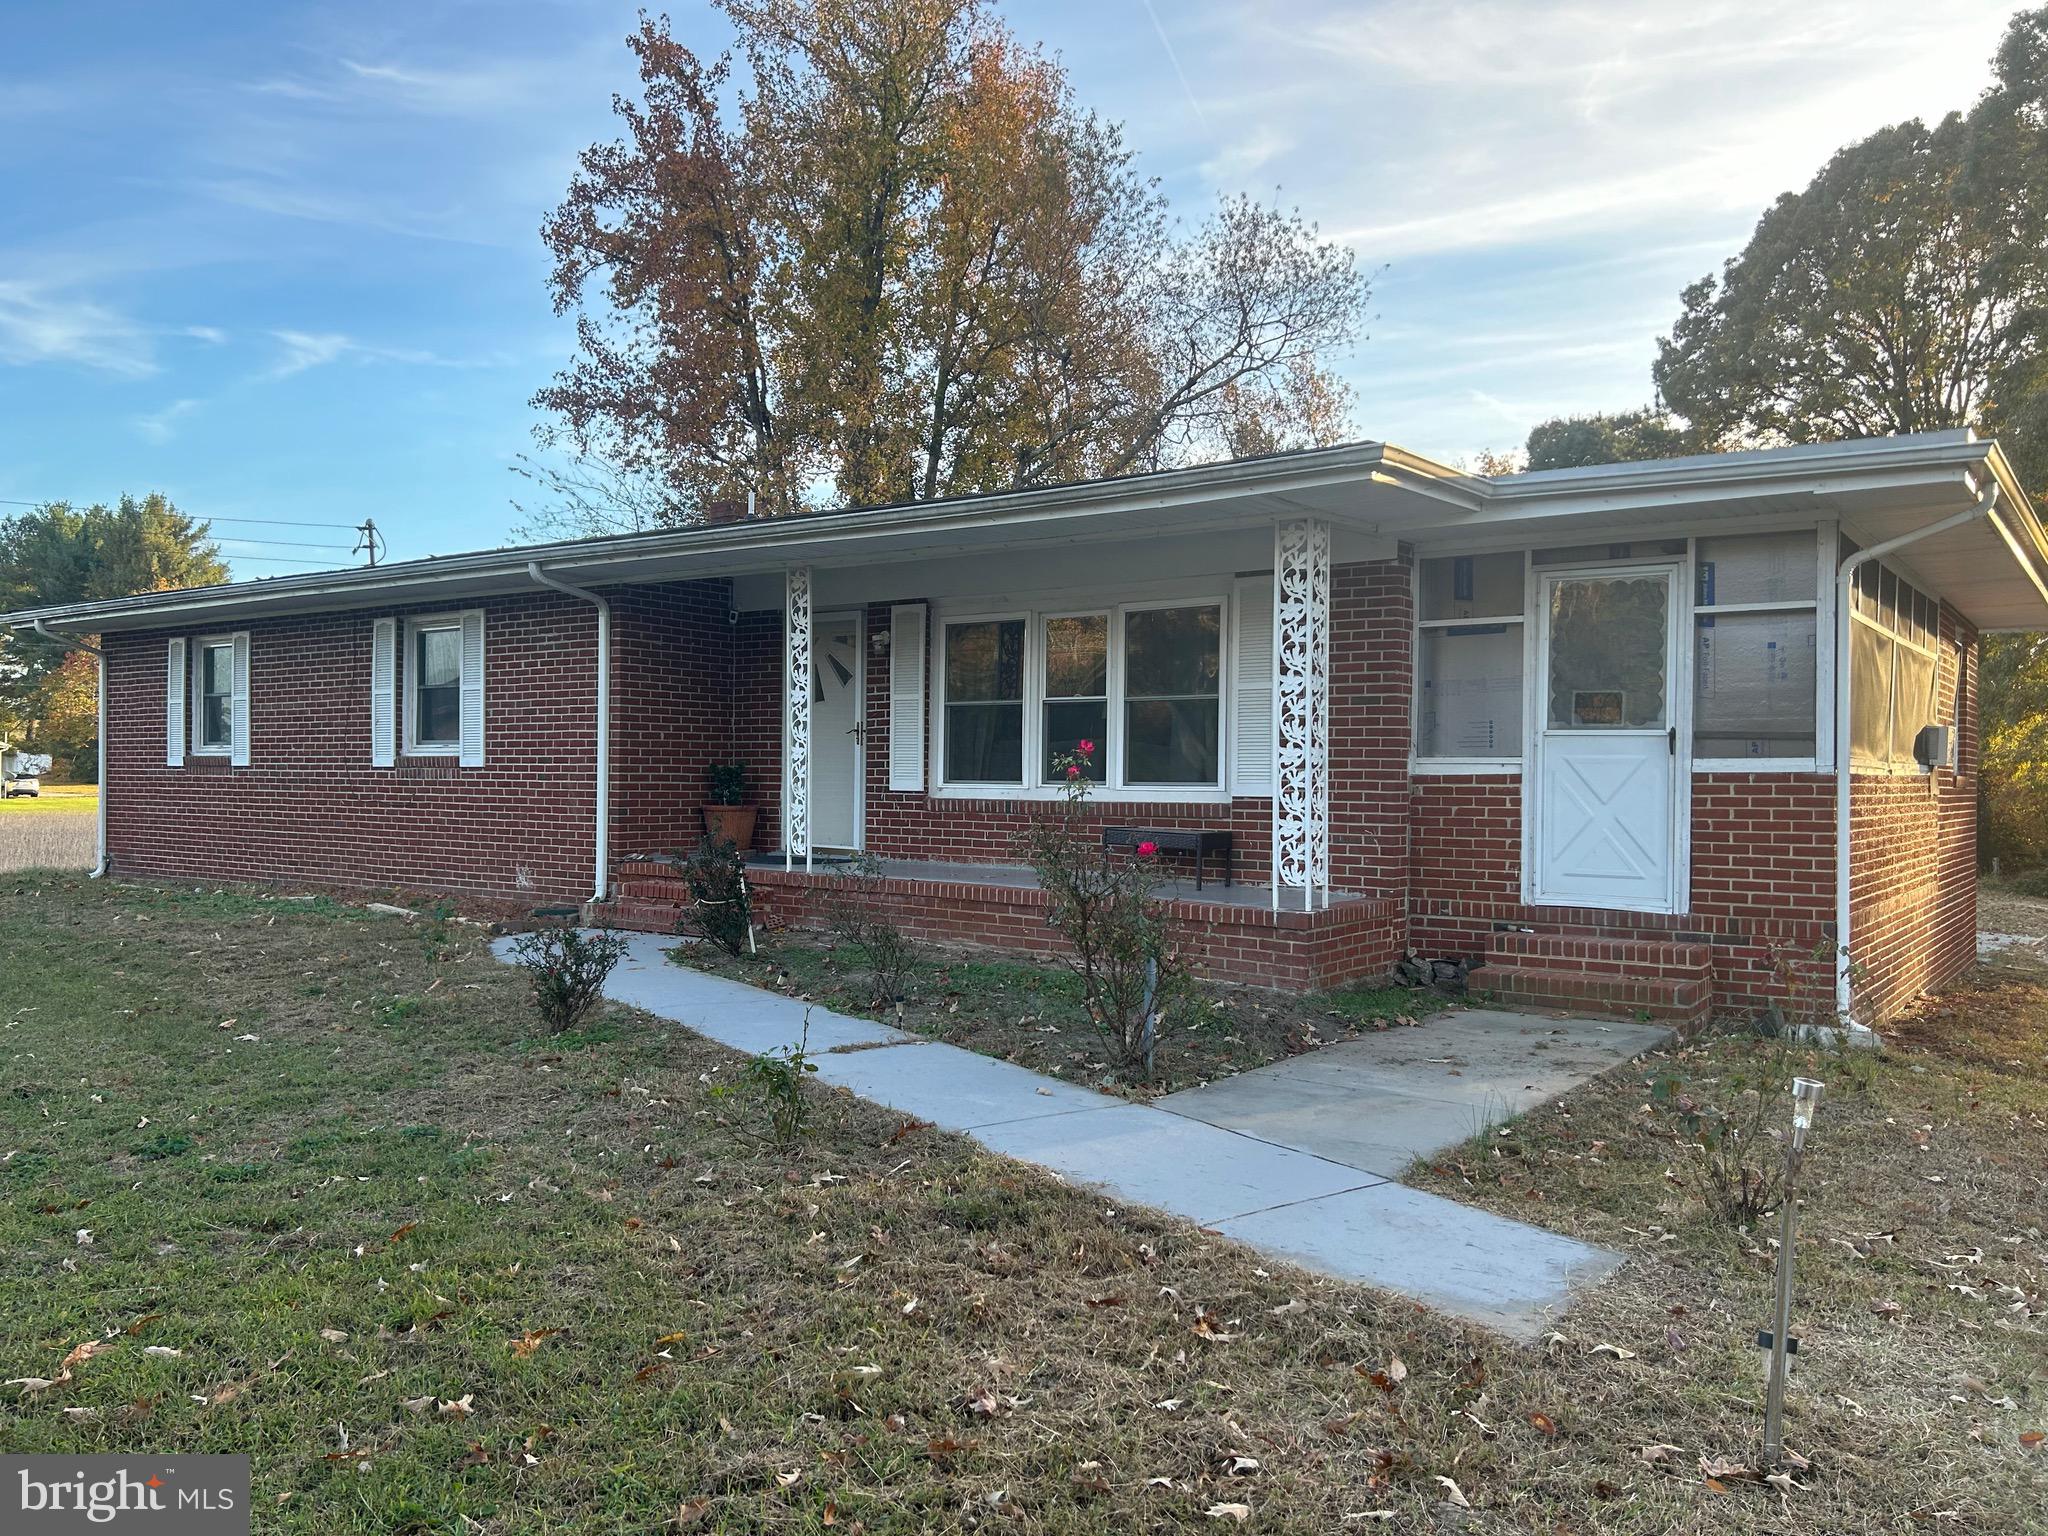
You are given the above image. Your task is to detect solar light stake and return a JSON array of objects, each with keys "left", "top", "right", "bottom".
[{"left": 1763, "top": 1076, "right": 1825, "bottom": 1465}]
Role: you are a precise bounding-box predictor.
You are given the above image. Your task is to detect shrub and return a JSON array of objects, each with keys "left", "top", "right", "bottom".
[
  {"left": 512, "top": 924, "right": 629, "bottom": 1035},
  {"left": 823, "top": 853, "right": 919, "bottom": 1007},
  {"left": 680, "top": 835, "right": 753, "bottom": 956},
  {"left": 706, "top": 761, "right": 749, "bottom": 806},
  {"left": 711, "top": 1014, "right": 818, "bottom": 1150},
  {"left": 1016, "top": 743, "right": 1186, "bottom": 1080}
]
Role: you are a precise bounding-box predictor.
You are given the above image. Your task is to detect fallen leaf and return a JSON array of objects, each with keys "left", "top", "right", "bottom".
[
  {"left": 511, "top": 1328, "right": 564, "bottom": 1359},
  {"left": 674, "top": 1495, "right": 712, "bottom": 1527},
  {"left": 399, "top": 1395, "right": 434, "bottom": 1413},
  {"left": 319, "top": 1329, "right": 349, "bottom": 1345},
  {"left": 1435, "top": 1476, "right": 1470, "bottom": 1509},
  {"left": 1589, "top": 1342, "right": 1637, "bottom": 1360},
  {"left": 438, "top": 1394, "right": 475, "bottom": 1418},
  {"left": 1205, "top": 1503, "right": 1252, "bottom": 1522},
  {"left": 142, "top": 1346, "right": 183, "bottom": 1358},
  {"left": 1527, "top": 1411, "right": 1558, "bottom": 1437}
]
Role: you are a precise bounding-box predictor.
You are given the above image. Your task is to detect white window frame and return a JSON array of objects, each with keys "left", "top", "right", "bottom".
[
  {"left": 403, "top": 614, "right": 466, "bottom": 757},
  {"left": 1038, "top": 607, "right": 1112, "bottom": 786},
  {"left": 1687, "top": 527, "right": 1826, "bottom": 773},
  {"left": 930, "top": 591, "right": 1231, "bottom": 803},
  {"left": 1412, "top": 552, "right": 1527, "bottom": 775},
  {"left": 191, "top": 636, "right": 236, "bottom": 756}
]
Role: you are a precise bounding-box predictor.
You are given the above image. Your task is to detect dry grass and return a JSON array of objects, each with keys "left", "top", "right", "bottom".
[
  {"left": 0, "top": 792, "right": 96, "bottom": 870},
  {"left": 3, "top": 873, "right": 2044, "bottom": 1533}
]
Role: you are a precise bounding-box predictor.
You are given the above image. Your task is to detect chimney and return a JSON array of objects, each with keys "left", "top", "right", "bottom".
[{"left": 701, "top": 498, "right": 746, "bottom": 527}]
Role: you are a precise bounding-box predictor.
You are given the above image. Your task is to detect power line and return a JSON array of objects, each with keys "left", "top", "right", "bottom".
[
  {"left": 0, "top": 498, "right": 357, "bottom": 532},
  {"left": 212, "top": 538, "right": 356, "bottom": 552}
]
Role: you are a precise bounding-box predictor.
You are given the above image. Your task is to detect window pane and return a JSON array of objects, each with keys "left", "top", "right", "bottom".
[
  {"left": 1692, "top": 610, "right": 1816, "bottom": 757},
  {"left": 1043, "top": 615, "right": 1107, "bottom": 698},
  {"left": 1893, "top": 644, "right": 1937, "bottom": 764},
  {"left": 1043, "top": 700, "right": 1108, "bottom": 780},
  {"left": 202, "top": 643, "right": 232, "bottom": 698},
  {"left": 944, "top": 702, "right": 1022, "bottom": 782},
  {"left": 944, "top": 620, "right": 1024, "bottom": 703},
  {"left": 1695, "top": 531, "right": 1816, "bottom": 606},
  {"left": 418, "top": 626, "right": 461, "bottom": 690},
  {"left": 1534, "top": 540, "right": 1686, "bottom": 566},
  {"left": 1545, "top": 576, "right": 1668, "bottom": 728},
  {"left": 1124, "top": 605, "right": 1220, "bottom": 697},
  {"left": 1417, "top": 624, "right": 1522, "bottom": 757},
  {"left": 1850, "top": 623, "right": 1891, "bottom": 764},
  {"left": 202, "top": 693, "right": 232, "bottom": 748},
  {"left": 417, "top": 685, "right": 461, "bottom": 746},
  {"left": 1418, "top": 553, "right": 1522, "bottom": 619},
  {"left": 1125, "top": 698, "right": 1219, "bottom": 784}
]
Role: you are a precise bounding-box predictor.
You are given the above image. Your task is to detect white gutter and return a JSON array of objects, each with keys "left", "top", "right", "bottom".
[
  {"left": 1831, "top": 487, "right": 1999, "bottom": 1022},
  {"left": 526, "top": 564, "right": 611, "bottom": 903},
  {"left": 31, "top": 618, "right": 107, "bottom": 879}
]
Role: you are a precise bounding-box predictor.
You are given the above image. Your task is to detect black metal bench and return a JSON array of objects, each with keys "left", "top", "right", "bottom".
[{"left": 1101, "top": 826, "right": 1234, "bottom": 890}]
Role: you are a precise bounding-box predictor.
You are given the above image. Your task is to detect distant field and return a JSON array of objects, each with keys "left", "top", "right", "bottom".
[{"left": 0, "top": 785, "right": 96, "bottom": 870}]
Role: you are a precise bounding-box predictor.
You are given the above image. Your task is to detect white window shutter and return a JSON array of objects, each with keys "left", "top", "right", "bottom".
[
  {"left": 230, "top": 631, "right": 252, "bottom": 766},
  {"left": 1230, "top": 576, "right": 1274, "bottom": 794},
  {"left": 165, "top": 638, "right": 187, "bottom": 767},
  {"left": 370, "top": 618, "right": 397, "bottom": 767},
  {"left": 458, "top": 609, "right": 486, "bottom": 767},
  {"left": 888, "top": 604, "right": 927, "bottom": 791}
]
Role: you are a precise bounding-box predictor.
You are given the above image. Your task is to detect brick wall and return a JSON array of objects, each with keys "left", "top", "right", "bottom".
[
  {"left": 1409, "top": 771, "right": 1838, "bottom": 1016},
  {"left": 105, "top": 592, "right": 601, "bottom": 901},
  {"left": 1848, "top": 605, "right": 1978, "bottom": 1022},
  {"left": 607, "top": 580, "right": 735, "bottom": 857}
]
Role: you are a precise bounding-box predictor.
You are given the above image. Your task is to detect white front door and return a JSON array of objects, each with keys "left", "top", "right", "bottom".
[
  {"left": 809, "top": 613, "right": 864, "bottom": 851},
  {"left": 1529, "top": 564, "right": 1683, "bottom": 913}
]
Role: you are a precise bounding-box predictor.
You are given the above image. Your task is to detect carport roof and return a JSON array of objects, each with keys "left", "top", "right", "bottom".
[{"left": 5, "top": 429, "right": 2045, "bottom": 634}]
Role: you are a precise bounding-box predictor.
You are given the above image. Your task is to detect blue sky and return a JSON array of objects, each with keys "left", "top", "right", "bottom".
[{"left": 0, "top": 0, "right": 2021, "bottom": 575}]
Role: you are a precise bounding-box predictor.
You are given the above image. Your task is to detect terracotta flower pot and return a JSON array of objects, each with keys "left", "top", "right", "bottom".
[{"left": 702, "top": 804, "right": 759, "bottom": 850}]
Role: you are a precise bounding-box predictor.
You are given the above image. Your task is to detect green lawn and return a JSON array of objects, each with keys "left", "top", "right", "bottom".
[
  {"left": 3, "top": 873, "right": 2044, "bottom": 1533},
  {"left": 0, "top": 783, "right": 98, "bottom": 814}
]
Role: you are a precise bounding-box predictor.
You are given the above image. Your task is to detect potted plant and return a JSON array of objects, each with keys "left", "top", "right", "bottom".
[{"left": 702, "top": 762, "right": 758, "bottom": 850}]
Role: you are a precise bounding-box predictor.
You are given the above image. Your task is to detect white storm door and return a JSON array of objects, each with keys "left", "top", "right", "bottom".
[
  {"left": 809, "top": 613, "right": 864, "bottom": 850},
  {"left": 1530, "top": 565, "right": 1682, "bottom": 913}
]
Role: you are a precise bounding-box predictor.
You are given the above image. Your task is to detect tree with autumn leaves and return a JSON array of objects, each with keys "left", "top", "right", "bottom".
[{"left": 527, "top": 1, "right": 1367, "bottom": 531}]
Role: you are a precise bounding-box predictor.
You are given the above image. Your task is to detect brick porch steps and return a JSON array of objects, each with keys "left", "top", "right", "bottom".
[
  {"left": 586, "top": 860, "right": 692, "bottom": 933},
  {"left": 1471, "top": 931, "right": 1713, "bottom": 1028}
]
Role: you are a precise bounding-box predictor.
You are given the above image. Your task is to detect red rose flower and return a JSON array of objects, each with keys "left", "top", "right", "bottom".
[
  {"left": 1076, "top": 738, "right": 1096, "bottom": 756},
  {"left": 1066, "top": 763, "right": 1081, "bottom": 779},
  {"left": 1137, "top": 840, "right": 1158, "bottom": 856}
]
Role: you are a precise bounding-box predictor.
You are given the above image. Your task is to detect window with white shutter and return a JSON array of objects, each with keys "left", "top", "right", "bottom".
[
  {"left": 370, "top": 618, "right": 397, "bottom": 766},
  {"left": 888, "top": 603, "right": 926, "bottom": 791},
  {"left": 165, "top": 638, "right": 186, "bottom": 767},
  {"left": 230, "top": 631, "right": 251, "bottom": 767},
  {"left": 1229, "top": 574, "right": 1274, "bottom": 794},
  {"left": 458, "top": 609, "right": 486, "bottom": 767}
]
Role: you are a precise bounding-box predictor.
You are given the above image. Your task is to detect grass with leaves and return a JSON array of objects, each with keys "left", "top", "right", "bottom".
[{"left": 2, "top": 872, "right": 2044, "bottom": 1533}]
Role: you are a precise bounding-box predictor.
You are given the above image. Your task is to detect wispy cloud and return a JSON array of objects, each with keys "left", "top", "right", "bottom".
[
  {"left": 1201, "top": 124, "right": 1292, "bottom": 188},
  {"left": 193, "top": 177, "right": 508, "bottom": 247},
  {"left": 134, "top": 397, "right": 200, "bottom": 444},
  {"left": 0, "top": 280, "right": 156, "bottom": 376},
  {"left": 265, "top": 328, "right": 509, "bottom": 379}
]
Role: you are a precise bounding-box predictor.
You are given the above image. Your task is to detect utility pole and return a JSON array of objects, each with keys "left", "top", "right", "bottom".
[{"left": 353, "top": 518, "right": 384, "bottom": 567}]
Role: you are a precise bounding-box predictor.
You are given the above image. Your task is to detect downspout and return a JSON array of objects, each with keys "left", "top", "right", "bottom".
[
  {"left": 526, "top": 564, "right": 611, "bottom": 904},
  {"left": 31, "top": 618, "right": 107, "bottom": 879},
  {"left": 1832, "top": 487, "right": 1998, "bottom": 1024}
]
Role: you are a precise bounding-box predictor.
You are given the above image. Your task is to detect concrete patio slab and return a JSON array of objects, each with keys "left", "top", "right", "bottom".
[
  {"left": 805, "top": 1040, "right": 1116, "bottom": 1132},
  {"left": 1159, "top": 1007, "right": 1669, "bottom": 1173},
  {"left": 1216, "top": 1181, "right": 1624, "bottom": 1338},
  {"left": 973, "top": 1103, "right": 1385, "bottom": 1224}
]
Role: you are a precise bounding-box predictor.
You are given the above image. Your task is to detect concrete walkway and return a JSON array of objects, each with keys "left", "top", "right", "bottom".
[{"left": 496, "top": 934, "right": 1652, "bottom": 1339}]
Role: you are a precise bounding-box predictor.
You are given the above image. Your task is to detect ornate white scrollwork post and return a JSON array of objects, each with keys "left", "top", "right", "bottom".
[
  {"left": 1273, "top": 520, "right": 1331, "bottom": 911},
  {"left": 784, "top": 565, "right": 813, "bottom": 872}
]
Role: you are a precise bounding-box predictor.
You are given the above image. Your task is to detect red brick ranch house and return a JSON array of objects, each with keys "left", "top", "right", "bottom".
[{"left": 10, "top": 431, "right": 2046, "bottom": 1029}]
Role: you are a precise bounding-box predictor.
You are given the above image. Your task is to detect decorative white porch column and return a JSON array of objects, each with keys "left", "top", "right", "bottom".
[
  {"left": 784, "top": 565, "right": 813, "bottom": 872},
  {"left": 1273, "top": 519, "right": 1331, "bottom": 912}
]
